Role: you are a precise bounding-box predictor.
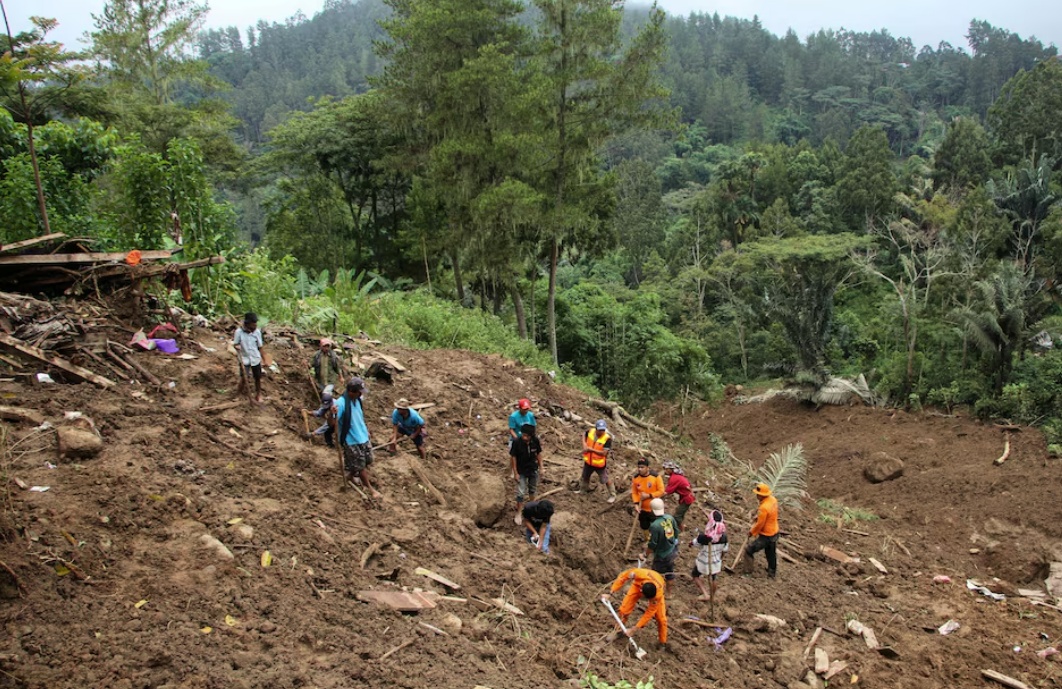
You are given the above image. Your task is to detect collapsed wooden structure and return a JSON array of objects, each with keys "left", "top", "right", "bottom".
[
  {"left": 0, "top": 233, "right": 224, "bottom": 294},
  {"left": 0, "top": 232, "right": 224, "bottom": 387}
]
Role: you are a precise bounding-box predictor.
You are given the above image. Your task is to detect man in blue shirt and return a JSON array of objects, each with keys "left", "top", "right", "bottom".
[
  {"left": 508, "top": 398, "right": 536, "bottom": 449},
  {"left": 334, "top": 377, "right": 381, "bottom": 500},
  {"left": 389, "top": 398, "right": 427, "bottom": 460}
]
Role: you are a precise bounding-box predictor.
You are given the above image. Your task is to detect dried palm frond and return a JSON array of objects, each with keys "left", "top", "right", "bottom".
[
  {"left": 754, "top": 443, "right": 809, "bottom": 511},
  {"left": 737, "top": 374, "right": 879, "bottom": 407}
]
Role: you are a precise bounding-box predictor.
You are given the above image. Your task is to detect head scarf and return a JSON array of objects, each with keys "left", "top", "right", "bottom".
[
  {"left": 704, "top": 509, "right": 726, "bottom": 544},
  {"left": 661, "top": 460, "right": 684, "bottom": 476}
]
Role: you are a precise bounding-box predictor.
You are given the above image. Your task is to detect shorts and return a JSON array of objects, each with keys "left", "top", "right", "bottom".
[
  {"left": 398, "top": 426, "right": 425, "bottom": 447},
  {"left": 580, "top": 463, "right": 610, "bottom": 485},
  {"left": 244, "top": 363, "right": 262, "bottom": 381},
  {"left": 692, "top": 542, "right": 728, "bottom": 579},
  {"left": 516, "top": 471, "right": 539, "bottom": 503},
  {"left": 342, "top": 442, "right": 374, "bottom": 474},
  {"left": 638, "top": 510, "right": 655, "bottom": 532},
  {"left": 651, "top": 549, "right": 677, "bottom": 580}
]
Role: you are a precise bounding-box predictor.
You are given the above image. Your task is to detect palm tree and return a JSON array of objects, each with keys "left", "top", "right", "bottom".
[{"left": 951, "top": 262, "right": 1032, "bottom": 393}]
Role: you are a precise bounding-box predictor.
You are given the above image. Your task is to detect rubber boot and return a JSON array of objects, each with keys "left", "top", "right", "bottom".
[
  {"left": 606, "top": 485, "right": 617, "bottom": 503},
  {"left": 578, "top": 480, "right": 590, "bottom": 494}
]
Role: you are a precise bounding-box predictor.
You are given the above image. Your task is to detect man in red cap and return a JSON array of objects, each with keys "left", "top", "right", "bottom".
[
  {"left": 743, "top": 483, "right": 779, "bottom": 578},
  {"left": 508, "top": 398, "right": 536, "bottom": 450}
]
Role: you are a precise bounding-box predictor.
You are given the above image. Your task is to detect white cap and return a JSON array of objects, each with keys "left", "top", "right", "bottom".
[{"left": 650, "top": 498, "right": 665, "bottom": 516}]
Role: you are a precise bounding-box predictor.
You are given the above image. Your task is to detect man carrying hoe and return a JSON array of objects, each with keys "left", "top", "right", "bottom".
[{"left": 334, "top": 377, "right": 382, "bottom": 501}]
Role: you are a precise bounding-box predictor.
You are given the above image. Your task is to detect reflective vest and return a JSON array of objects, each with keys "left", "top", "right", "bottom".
[{"left": 582, "top": 429, "right": 611, "bottom": 468}]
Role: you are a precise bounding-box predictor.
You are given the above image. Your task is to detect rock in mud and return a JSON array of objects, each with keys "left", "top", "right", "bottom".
[
  {"left": 864, "top": 452, "right": 904, "bottom": 483},
  {"left": 199, "top": 534, "right": 234, "bottom": 560},
  {"left": 57, "top": 427, "right": 103, "bottom": 460}
]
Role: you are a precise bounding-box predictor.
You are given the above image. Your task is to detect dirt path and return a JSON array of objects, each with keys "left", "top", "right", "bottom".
[{"left": 2, "top": 318, "right": 1061, "bottom": 689}]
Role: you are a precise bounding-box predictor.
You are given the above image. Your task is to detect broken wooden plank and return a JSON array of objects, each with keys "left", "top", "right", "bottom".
[
  {"left": 1017, "top": 588, "right": 1046, "bottom": 599},
  {"left": 869, "top": 557, "right": 888, "bottom": 574},
  {"left": 981, "top": 669, "right": 1033, "bottom": 689},
  {"left": 802, "top": 627, "right": 823, "bottom": 661},
  {"left": 418, "top": 621, "right": 449, "bottom": 636},
  {"left": 0, "top": 405, "right": 44, "bottom": 425},
  {"left": 356, "top": 590, "right": 437, "bottom": 612},
  {"left": 0, "top": 232, "right": 67, "bottom": 254},
  {"left": 824, "top": 661, "right": 849, "bottom": 680},
  {"left": 0, "top": 333, "right": 115, "bottom": 388},
  {"left": 0, "top": 248, "right": 179, "bottom": 265},
  {"left": 414, "top": 567, "right": 462, "bottom": 591},
  {"left": 1030, "top": 600, "right": 1062, "bottom": 614},
  {"left": 369, "top": 351, "right": 407, "bottom": 372},
  {"left": 410, "top": 402, "right": 435, "bottom": 411},
  {"left": 199, "top": 401, "right": 244, "bottom": 413},
  {"left": 111, "top": 346, "right": 161, "bottom": 386},
  {"left": 407, "top": 455, "right": 447, "bottom": 508},
  {"left": 820, "top": 545, "right": 860, "bottom": 565},
  {"left": 491, "top": 598, "right": 524, "bottom": 616},
  {"left": 814, "top": 647, "right": 829, "bottom": 675},
  {"left": 379, "top": 638, "right": 416, "bottom": 661}
]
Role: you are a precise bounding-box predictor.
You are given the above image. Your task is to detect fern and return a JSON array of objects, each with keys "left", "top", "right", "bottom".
[{"left": 754, "top": 443, "right": 809, "bottom": 511}]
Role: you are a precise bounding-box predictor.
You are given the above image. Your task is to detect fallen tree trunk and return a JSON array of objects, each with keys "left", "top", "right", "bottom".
[{"left": 588, "top": 398, "right": 677, "bottom": 440}]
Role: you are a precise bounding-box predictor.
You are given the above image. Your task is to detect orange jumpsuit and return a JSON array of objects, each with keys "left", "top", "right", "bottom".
[{"left": 610, "top": 567, "right": 667, "bottom": 643}]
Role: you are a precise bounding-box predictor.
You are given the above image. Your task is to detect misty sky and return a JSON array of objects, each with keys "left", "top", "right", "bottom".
[{"left": 8, "top": 0, "right": 1060, "bottom": 53}]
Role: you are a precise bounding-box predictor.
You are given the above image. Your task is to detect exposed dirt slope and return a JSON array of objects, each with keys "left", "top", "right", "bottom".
[{"left": 2, "top": 315, "right": 1061, "bottom": 689}]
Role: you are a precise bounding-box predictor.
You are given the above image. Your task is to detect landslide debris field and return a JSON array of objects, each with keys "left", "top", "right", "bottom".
[{"left": 2, "top": 303, "right": 1062, "bottom": 689}]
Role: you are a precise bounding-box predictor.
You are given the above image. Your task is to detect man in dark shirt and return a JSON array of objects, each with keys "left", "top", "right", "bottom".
[
  {"left": 521, "top": 499, "right": 554, "bottom": 555},
  {"left": 509, "top": 424, "right": 542, "bottom": 524}
]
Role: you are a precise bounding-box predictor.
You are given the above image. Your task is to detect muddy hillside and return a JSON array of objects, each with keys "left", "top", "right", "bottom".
[{"left": 2, "top": 298, "right": 1062, "bottom": 689}]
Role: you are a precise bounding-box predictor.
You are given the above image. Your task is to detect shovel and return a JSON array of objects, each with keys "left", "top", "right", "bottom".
[{"left": 601, "top": 599, "right": 648, "bottom": 660}]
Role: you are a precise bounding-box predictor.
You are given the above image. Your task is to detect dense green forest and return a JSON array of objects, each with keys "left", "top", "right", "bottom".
[{"left": 3, "top": 0, "right": 1062, "bottom": 451}]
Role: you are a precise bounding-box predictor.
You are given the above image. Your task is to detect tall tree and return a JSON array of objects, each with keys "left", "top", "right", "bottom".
[
  {"left": 529, "top": 0, "right": 669, "bottom": 363},
  {"left": 931, "top": 118, "right": 992, "bottom": 192},
  {"left": 987, "top": 59, "right": 1062, "bottom": 164},
  {"left": 90, "top": 0, "right": 237, "bottom": 165},
  {"left": 376, "top": 0, "right": 533, "bottom": 306},
  {"left": 0, "top": 14, "right": 89, "bottom": 234},
  {"left": 837, "top": 125, "right": 896, "bottom": 229}
]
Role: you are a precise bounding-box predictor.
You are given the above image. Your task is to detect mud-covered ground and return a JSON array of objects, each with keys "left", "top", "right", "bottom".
[{"left": 2, "top": 308, "right": 1061, "bottom": 689}]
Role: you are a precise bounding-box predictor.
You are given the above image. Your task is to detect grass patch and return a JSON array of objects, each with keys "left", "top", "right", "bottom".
[{"left": 816, "top": 498, "right": 878, "bottom": 527}]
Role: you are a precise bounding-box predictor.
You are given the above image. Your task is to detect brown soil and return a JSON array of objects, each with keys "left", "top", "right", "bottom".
[{"left": 2, "top": 313, "right": 1061, "bottom": 689}]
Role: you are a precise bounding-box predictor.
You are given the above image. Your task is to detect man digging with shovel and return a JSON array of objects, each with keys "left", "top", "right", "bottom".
[{"left": 601, "top": 567, "right": 668, "bottom": 652}]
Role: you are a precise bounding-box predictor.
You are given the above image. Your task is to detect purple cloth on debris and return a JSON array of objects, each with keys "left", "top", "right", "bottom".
[
  {"left": 151, "top": 339, "right": 180, "bottom": 354},
  {"left": 711, "top": 627, "right": 733, "bottom": 648}
]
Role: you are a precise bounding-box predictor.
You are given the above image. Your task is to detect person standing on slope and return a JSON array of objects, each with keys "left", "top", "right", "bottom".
[
  {"left": 508, "top": 398, "right": 536, "bottom": 449},
  {"left": 631, "top": 458, "right": 665, "bottom": 539},
  {"left": 510, "top": 423, "right": 543, "bottom": 524},
  {"left": 644, "top": 498, "right": 680, "bottom": 593},
  {"left": 660, "top": 460, "right": 695, "bottom": 532},
  {"left": 579, "top": 419, "right": 617, "bottom": 502},
  {"left": 742, "top": 483, "right": 779, "bottom": 578},
  {"left": 335, "top": 377, "right": 382, "bottom": 501},
  {"left": 233, "top": 312, "right": 265, "bottom": 403}
]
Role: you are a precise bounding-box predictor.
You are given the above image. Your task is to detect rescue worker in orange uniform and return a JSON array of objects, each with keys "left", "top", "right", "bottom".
[
  {"left": 631, "top": 458, "right": 666, "bottom": 538},
  {"left": 601, "top": 567, "right": 668, "bottom": 645},
  {"left": 579, "top": 419, "right": 617, "bottom": 502},
  {"left": 743, "top": 482, "right": 780, "bottom": 578}
]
